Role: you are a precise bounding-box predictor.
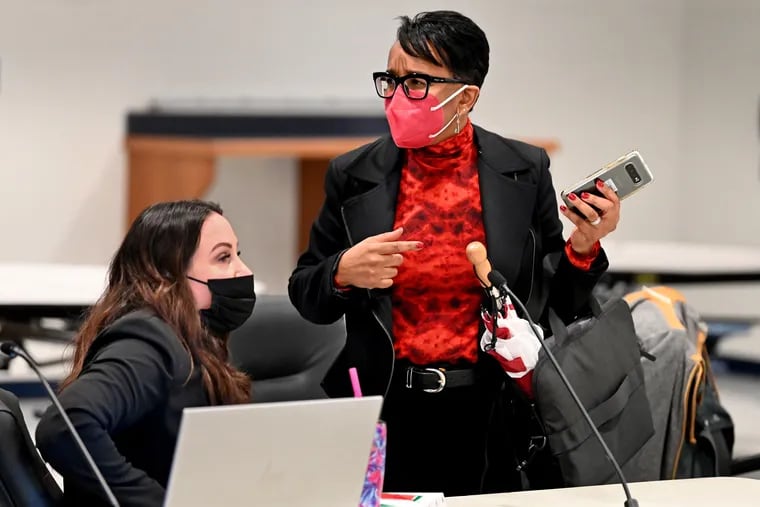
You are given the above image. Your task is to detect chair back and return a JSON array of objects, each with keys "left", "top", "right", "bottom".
[
  {"left": 0, "top": 388, "right": 63, "bottom": 506},
  {"left": 228, "top": 295, "right": 346, "bottom": 403}
]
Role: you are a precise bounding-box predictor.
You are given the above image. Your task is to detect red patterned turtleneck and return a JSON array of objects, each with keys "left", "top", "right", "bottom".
[
  {"left": 391, "top": 121, "right": 485, "bottom": 365},
  {"left": 389, "top": 121, "right": 598, "bottom": 366}
]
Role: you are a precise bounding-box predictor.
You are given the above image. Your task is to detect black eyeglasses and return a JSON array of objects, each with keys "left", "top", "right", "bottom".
[{"left": 372, "top": 71, "right": 468, "bottom": 100}]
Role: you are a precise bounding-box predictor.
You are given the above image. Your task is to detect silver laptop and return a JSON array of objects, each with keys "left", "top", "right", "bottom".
[{"left": 164, "top": 396, "right": 384, "bottom": 507}]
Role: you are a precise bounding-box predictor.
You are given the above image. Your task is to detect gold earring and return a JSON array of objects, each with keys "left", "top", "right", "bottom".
[{"left": 455, "top": 111, "right": 461, "bottom": 134}]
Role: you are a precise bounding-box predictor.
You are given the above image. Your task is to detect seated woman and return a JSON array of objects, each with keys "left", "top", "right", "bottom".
[{"left": 36, "top": 199, "right": 256, "bottom": 507}]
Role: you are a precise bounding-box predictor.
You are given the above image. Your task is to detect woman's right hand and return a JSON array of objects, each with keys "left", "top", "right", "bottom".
[{"left": 335, "top": 228, "right": 422, "bottom": 289}]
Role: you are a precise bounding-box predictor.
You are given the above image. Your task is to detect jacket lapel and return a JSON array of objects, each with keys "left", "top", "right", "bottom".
[
  {"left": 340, "top": 137, "right": 403, "bottom": 244},
  {"left": 339, "top": 137, "right": 402, "bottom": 335},
  {"left": 474, "top": 126, "right": 539, "bottom": 287}
]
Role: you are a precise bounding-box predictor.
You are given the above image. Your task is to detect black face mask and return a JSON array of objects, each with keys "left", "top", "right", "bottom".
[{"left": 188, "top": 274, "right": 256, "bottom": 334}]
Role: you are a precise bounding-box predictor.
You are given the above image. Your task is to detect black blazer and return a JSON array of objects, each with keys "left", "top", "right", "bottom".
[
  {"left": 36, "top": 311, "right": 209, "bottom": 507},
  {"left": 288, "top": 125, "right": 608, "bottom": 398}
]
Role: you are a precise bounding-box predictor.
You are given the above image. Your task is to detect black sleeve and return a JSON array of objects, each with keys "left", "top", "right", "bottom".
[
  {"left": 36, "top": 337, "right": 172, "bottom": 507},
  {"left": 535, "top": 148, "right": 609, "bottom": 322},
  {"left": 288, "top": 160, "right": 356, "bottom": 324}
]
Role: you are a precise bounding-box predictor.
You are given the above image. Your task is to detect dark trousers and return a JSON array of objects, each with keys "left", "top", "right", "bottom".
[{"left": 380, "top": 362, "right": 562, "bottom": 497}]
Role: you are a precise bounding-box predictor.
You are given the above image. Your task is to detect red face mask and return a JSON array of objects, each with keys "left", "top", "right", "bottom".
[{"left": 384, "top": 84, "right": 469, "bottom": 149}]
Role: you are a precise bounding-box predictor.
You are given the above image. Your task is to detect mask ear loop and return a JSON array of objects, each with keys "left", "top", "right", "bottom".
[
  {"left": 430, "top": 84, "right": 469, "bottom": 112},
  {"left": 428, "top": 84, "right": 469, "bottom": 139}
]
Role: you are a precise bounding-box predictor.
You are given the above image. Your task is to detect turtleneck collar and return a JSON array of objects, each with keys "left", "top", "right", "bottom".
[{"left": 408, "top": 120, "right": 475, "bottom": 161}]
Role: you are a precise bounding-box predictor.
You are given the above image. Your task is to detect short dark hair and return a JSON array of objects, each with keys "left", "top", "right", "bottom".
[{"left": 397, "top": 11, "right": 490, "bottom": 88}]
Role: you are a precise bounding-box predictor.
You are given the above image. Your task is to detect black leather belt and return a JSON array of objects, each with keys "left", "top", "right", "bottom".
[{"left": 401, "top": 366, "right": 477, "bottom": 393}]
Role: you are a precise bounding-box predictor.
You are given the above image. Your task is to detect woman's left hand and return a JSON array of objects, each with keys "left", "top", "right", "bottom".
[{"left": 560, "top": 179, "right": 621, "bottom": 255}]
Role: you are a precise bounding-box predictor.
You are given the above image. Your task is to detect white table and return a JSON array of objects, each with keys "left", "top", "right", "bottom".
[
  {"left": 0, "top": 262, "right": 265, "bottom": 375},
  {"left": 0, "top": 263, "right": 109, "bottom": 370},
  {"left": 0, "top": 262, "right": 266, "bottom": 311},
  {"left": 601, "top": 240, "right": 760, "bottom": 323},
  {"left": 603, "top": 240, "right": 760, "bottom": 281},
  {"left": 447, "top": 477, "right": 760, "bottom": 506},
  {"left": 0, "top": 261, "right": 266, "bottom": 338},
  {"left": 0, "top": 262, "right": 108, "bottom": 310}
]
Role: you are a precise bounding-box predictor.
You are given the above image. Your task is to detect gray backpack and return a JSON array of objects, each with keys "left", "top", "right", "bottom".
[{"left": 623, "top": 286, "right": 734, "bottom": 479}]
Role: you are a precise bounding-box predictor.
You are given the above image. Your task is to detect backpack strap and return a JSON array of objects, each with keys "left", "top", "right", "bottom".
[
  {"left": 700, "top": 418, "right": 732, "bottom": 476},
  {"left": 624, "top": 286, "right": 686, "bottom": 331}
]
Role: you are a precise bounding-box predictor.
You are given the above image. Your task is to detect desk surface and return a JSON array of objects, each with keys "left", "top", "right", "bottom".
[
  {"left": 1, "top": 240, "right": 757, "bottom": 307},
  {"left": 446, "top": 477, "right": 760, "bottom": 506},
  {"left": 604, "top": 240, "right": 760, "bottom": 279},
  {"left": 0, "top": 263, "right": 265, "bottom": 309},
  {"left": 0, "top": 263, "right": 107, "bottom": 308}
]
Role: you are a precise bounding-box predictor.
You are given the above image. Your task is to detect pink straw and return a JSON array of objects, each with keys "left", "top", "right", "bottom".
[{"left": 349, "top": 367, "right": 363, "bottom": 397}]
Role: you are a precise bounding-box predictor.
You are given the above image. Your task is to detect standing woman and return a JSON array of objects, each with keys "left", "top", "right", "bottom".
[
  {"left": 289, "top": 10, "right": 622, "bottom": 496},
  {"left": 36, "top": 200, "right": 256, "bottom": 506}
]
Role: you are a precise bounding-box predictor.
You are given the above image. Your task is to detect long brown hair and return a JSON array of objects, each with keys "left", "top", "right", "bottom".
[{"left": 61, "top": 200, "right": 250, "bottom": 405}]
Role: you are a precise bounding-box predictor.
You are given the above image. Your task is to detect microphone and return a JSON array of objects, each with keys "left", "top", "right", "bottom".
[
  {"left": 484, "top": 271, "right": 639, "bottom": 507},
  {"left": 0, "top": 342, "right": 120, "bottom": 507},
  {"left": 465, "top": 242, "right": 505, "bottom": 303},
  {"left": 465, "top": 241, "right": 493, "bottom": 288},
  {"left": 466, "top": 241, "right": 504, "bottom": 351}
]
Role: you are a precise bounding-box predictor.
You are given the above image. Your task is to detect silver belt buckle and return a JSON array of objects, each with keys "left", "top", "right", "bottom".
[{"left": 405, "top": 367, "right": 447, "bottom": 393}]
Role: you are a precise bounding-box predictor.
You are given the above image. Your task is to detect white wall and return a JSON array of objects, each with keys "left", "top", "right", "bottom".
[
  {"left": 474, "top": 0, "right": 684, "bottom": 243},
  {"left": 2, "top": 0, "right": 752, "bottom": 294},
  {"left": 679, "top": 0, "right": 760, "bottom": 245}
]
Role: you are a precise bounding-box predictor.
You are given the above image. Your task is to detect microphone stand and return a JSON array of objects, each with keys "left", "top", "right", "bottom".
[{"left": 481, "top": 281, "right": 504, "bottom": 352}]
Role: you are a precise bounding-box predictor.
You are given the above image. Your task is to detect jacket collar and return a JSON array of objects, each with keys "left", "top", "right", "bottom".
[
  {"left": 341, "top": 124, "right": 539, "bottom": 288},
  {"left": 344, "top": 125, "right": 533, "bottom": 183},
  {"left": 472, "top": 125, "right": 534, "bottom": 174}
]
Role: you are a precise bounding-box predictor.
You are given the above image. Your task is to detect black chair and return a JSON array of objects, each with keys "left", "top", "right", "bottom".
[
  {"left": 228, "top": 295, "right": 346, "bottom": 403},
  {"left": 0, "top": 388, "right": 62, "bottom": 506}
]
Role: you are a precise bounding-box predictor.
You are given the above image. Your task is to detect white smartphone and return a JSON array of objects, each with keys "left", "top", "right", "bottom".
[{"left": 561, "top": 150, "right": 654, "bottom": 216}]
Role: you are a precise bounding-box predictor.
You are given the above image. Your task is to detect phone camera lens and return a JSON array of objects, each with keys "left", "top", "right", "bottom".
[{"left": 625, "top": 164, "right": 642, "bottom": 184}]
